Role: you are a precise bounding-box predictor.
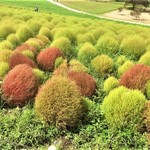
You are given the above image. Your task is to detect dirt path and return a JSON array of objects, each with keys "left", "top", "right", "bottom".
[{"left": 47, "top": 0, "right": 150, "bottom": 26}]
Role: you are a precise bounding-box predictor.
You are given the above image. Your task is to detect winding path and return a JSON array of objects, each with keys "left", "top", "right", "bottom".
[{"left": 47, "top": 0, "right": 150, "bottom": 27}]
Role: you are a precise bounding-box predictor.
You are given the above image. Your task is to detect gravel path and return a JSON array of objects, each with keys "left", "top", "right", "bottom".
[{"left": 47, "top": 0, "right": 150, "bottom": 26}]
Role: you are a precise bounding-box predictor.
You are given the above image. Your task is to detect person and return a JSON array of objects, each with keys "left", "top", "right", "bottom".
[{"left": 34, "top": 6, "right": 39, "bottom": 12}]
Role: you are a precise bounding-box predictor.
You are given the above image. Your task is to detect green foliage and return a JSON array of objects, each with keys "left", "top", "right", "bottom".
[
  {"left": 139, "top": 51, "right": 150, "bottom": 66},
  {"left": 101, "top": 86, "right": 146, "bottom": 130},
  {"left": 145, "top": 80, "right": 150, "bottom": 99},
  {"left": 0, "top": 40, "right": 13, "bottom": 51},
  {"left": 103, "top": 76, "right": 119, "bottom": 93},
  {"left": 118, "top": 60, "right": 134, "bottom": 77},
  {"left": 115, "top": 55, "right": 128, "bottom": 67},
  {"left": 28, "top": 20, "right": 42, "bottom": 34},
  {"left": 38, "top": 27, "right": 52, "bottom": 40},
  {"left": 121, "top": 35, "right": 146, "bottom": 58},
  {"left": 33, "top": 68, "right": 45, "bottom": 84},
  {"left": 91, "top": 55, "right": 113, "bottom": 75},
  {"left": 54, "top": 57, "right": 64, "bottom": 69},
  {"left": 0, "top": 62, "right": 9, "bottom": 79},
  {"left": 0, "top": 50, "right": 12, "bottom": 62},
  {"left": 22, "top": 50, "right": 35, "bottom": 60},
  {"left": 6, "top": 33, "right": 19, "bottom": 46}
]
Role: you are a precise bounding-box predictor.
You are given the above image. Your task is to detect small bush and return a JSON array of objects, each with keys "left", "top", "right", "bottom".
[
  {"left": 120, "top": 35, "right": 146, "bottom": 58},
  {"left": 118, "top": 60, "right": 134, "bottom": 77},
  {"left": 9, "top": 52, "right": 36, "bottom": 69},
  {"left": 116, "top": 55, "right": 128, "bottom": 67},
  {"left": 101, "top": 86, "right": 146, "bottom": 130},
  {"left": 139, "top": 52, "right": 150, "bottom": 66},
  {"left": 68, "top": 71, "right": 96, "bottom": 97},
  {"left": 38, "top": 27, "right": 52, "bottom": 40},
  {"left": 120, "top": 64, "right": 150, "bottom": 91},
  {"left": 6, "top": 33, "right": 19, "bottom": 46},
  {"left": 91, "top": 55, "right": 113, "bottom": 75},
  {"left": 28, "top": 20, "right": 42, "bottom": 33},
  {"left": 0, "top": 50, "right": 12, "bottom": 62},
  {"left": 78, "top": 42, "right": 98, "bottom": 65},
  {"left": 103, "top": 76, "right": 119, "bottom": 93},
  {"left": 21, "top": 50, "right": 35, "bottom": 60},
  {"left": 37, "top": 47, "right": 63, "bottom": 71},
  {"left": 36, "top": 35, "right": 50, "bottom": 45},
  {"left": 95, "top": 36, "right": 119, "bottom": 54},
  {"left": 33, "top": 68, "right": 45, "bottom": 84},
  {"left": 2, "top": 64, "right": 38, "bottom": 106},
  {"left": 35, "top": 76, "right": 86, "bottom": 129},
  {"left": 0, "top": 40, "right": 13, "bottom": 51},
  {"left": 0, "top": 62, "right": 9, "bottom": 79},
  {"left": 54, "top": 57, "right": 64, "bottom": 69}
]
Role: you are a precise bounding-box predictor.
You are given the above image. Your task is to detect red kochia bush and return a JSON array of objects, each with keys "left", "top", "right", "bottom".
[
  {"left": 2, "top": 64, "right": 38, "bottom": 106},
  {"left": 67, "top": 71, "right": 96, "bottom": 97},
  {"left": 9, "top": 52, "right": 36, "bottom": 69},
  {"left": 120, "top": 64, "right": 150, "bottom": 91},
  {"left": 37, "top": 47, "right": 63, "bottom": 71}
]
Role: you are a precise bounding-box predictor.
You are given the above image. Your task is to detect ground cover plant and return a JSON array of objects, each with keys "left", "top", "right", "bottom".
[{"left": 0, "top": 4, "right": 150, "bottom": 150}]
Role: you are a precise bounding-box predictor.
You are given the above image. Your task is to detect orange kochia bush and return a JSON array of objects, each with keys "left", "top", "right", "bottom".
[
  {"left": 120, "top": 64, "right": 150, "bottom": 91},
  {"left": 9, "top": 52, "right": 36, "bottom": 69},
  {"left": 37, "top": 47, "right": 63, "bottom": 71},
  {"left": 67, "top": 71, "right": 96, "bottom": 97},
  {"left": 2, "top": 64, "right": 38, "bottom": 106}
]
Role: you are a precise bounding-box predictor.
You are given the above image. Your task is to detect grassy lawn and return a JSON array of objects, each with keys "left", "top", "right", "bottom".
[{"left": 59, "top": 1, "right": 124, "bottom": 14}]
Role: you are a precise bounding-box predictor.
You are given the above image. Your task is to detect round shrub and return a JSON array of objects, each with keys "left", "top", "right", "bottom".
[
  {"left": 33, "top": 68, "right": 45, "bottom": 84},
  {"left": 6, "top": 34, "right": 19, "bottom": 46},
  {"left": 120, "top": 64, "right": 150, "bottom": 91},
  {"left": 118, "top": 60, "right": 134, "bottom": 77},
  {"left": 35, "top": 76, "right": 86, "bottom": 128},
  {"left": 16, "top": 25, "right": 34, "bottom": 43},
  {"left": 28, "top": 20, "right": 42, "bottom": 33},
  {"left": 50, "top": 37, "right": 72, "bottom": 58},
  {"left": 101, "top": 86, "right": 146, "bottom": 129},
  {"left": 0, "top": 40, "right": 13, "bottom": 51},
  {"left": 0, "top": 62, "right": 9, "bottom": 79},
  {"left": 91, "top": 55, "right": 113, "bottom": 75},
  {"left": 78, "top": 42, "right": 98, "bottom": 64},
  {"left": 95, "top": 36, "right": 119, "bottom": 54},
  {"left": 0, "top": 50, "right": 12, "bottom": 62},
  {"left": 2, "top": 64, "right": 38, "bottom": 106},
  {"left": 9, "top": 52, "right": 36, "bottom": 69},
  {"left": 21, "top": 50, "right": 35, "bottom": 60},
  {"left": 120, "top": 35, "right": 146, "bottom": 58},
  {"left": 115, "top": 55, "right": 128, "bottom": 67},
  {"left": 68, "top": 71, "right": 96, "bottom": 97},
  {"left": 38, "top": 27, "right": 52, "bottom": 40},
  {"left": 37, "top": 47, "right": 63, "bottom": 71},
  {"left": 103, "top": 76, "right": 119, "bottom": 93},
  {"left": 36, "top": 35, "right": 50, "bottom": 45},
  {"left": 139, "top": 51, "right": 150, "bottom": 66},
  {"left": 54, "top": 57, "right": 64, "bottom": 69}
]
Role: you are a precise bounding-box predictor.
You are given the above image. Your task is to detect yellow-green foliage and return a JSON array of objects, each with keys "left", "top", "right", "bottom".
[
  {"left": 16, "top": 25, "right": 34, "bottom": 43},
  {"left": 50, "top": 37, "right": 72, "bottom": 58},
  {"left": 118, "top": 60, "right": 134, "bottom": 77},
  {"left": 0, "top": 40, "right": 13, "bottom": 51},
  {"left": 54, "top": 28, "right": 75, "bottom": 44},
  {"left": 22, "top": 50, "right": 35, "bottom": 60},
  {"left": 116, "top": 55, "right": 128, "bottom": 67},
  {"left": 101, "top": 86, "right": 146, "bottom": 130},
  {"left": 69, "top": 59, "right": 88, "bottom": 73},
  {"left": 33, "top": 68, "right": 45, "bottom": 83},
  {"left": 38, "top": 27, "right": 52, "bottom": 40},
  {"left": 96, "top": 36, "right": 119, "bottom": 54},
  {"left": 103, "top": 76, "right": 119, "bottom": 93},
  {"left": 0, "top": 24, "right": 15, "bottom": 40},
  {"left": 54, "top": 57, "right": 64, "bottom": 69},
  {"left": 138, "top": 51, "right": 150, "bottom": 66},
  {"left": 121, "top": 35, "right": 146, "bottom": 58},
  {"left": 35, "top": 76, "right": 86, "bottom": 128},
  {"left": 36, "top": 35, "right": 50, "bottom": 45},
  {"left": 7, "top": 34, "right": 19, "bottom": 46},
  {"left": 0, "top": 50, "right": 12, "bottom": 62},
  {"left": 78, "top": 42, "right": 98, "bottom": 64},
  {"left": 28, "top": 20, "right": 42, "bottom": 33},
  {"left": 146, "top": 80, "right": 150, "bottom": 99},
  {"left": 0, "top": 62, "right": 9, "bottom": 79},
  {"left": 91, "top": 55, "right": 113, "bottom": 75},
  {"left": 77, "top": 33, "right": 96, "bottom": 45}
]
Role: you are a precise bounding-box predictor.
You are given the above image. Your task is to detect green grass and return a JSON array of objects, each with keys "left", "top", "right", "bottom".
[{"left": 60, "top": 1, "right": 124, "bottom": 14}]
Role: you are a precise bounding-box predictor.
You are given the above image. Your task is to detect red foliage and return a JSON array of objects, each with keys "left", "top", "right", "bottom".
[
  {"left": 15, "top": 43, "right": 37, "bottom": 54},
  {"left": 37, "top": 47, "right": 64, "bottom": 71},
  {"left": 2, "top": 64, "right": 38, "bottom": 106},
  {"left": 120, "top": 64, "right": 150, "bottom": 91},
  {"left": 68, "top": 71, "right": 96, "bottom": 97},
  {"left": 9, "top": 52, "right": 36, "bottom": 69}
]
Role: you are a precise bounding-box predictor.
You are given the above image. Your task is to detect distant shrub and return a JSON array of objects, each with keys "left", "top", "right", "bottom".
[
  {"left": 2, "top": 64, "right": 38, "bottom": 106},
  {"left": 78, "top": 42, "right": 98, "bottom": 65},
  {"left": 54, "top": 57, "right": 64, "bottom": 69},
  {"left": 9, "top": 52, "right": 36, "bottom": 69},
  {"left": 118, "top": 60, "right": 134, "bottom": 77},
  {"left": 50, "top": 37, "right": 72, "bottom": 58},
  {"left": 28, "top": 20, "right": 42, "bottom": 33},
  {"left": 139, "top": 52, "right": 150, "bottom": 66},
  {"left": 96, "top": 36, "right": 119, "bottom": 54},
  {"left": 77, "top": 33, "right": 96, "bottom": 45},
  {"left": 68, "top": 71, "right": 96, "bottom": 97},
  {"left": 0, "top": 50, "right": 12, "bottom": 62},
  {"left": 120, "top": 64, "right": 150, "bottom": 91},
  {"left": 121, "top": 35, "right": 146, "bottom": 58},
  {"left": 6, "top": 34, "right": 19, "bottom": 46},
  {"left": 33, "top": 68, "right": 45, "bottom": 84},
  {"left": 36, "top": 35, "right": 50, "bottom": 45},
  {"left": 37, "top": 47, "right": 63, "bottom": 71},
  {"left": 0, "top": 40, "right": 13, "bottom": 51},
  {"left": 116, "top": 55, "right": 128, "bottom": 67},
  {"left": 101, "top": 86, "right": 146, "bottom": 130},
  {"left": 103, "top": 76, "right": 119, "bottom": 93},
  {"left": 0, "top": 62, "right": 9, "bottom": 79},
  {"left": 16, "top": 25, "right": 34, "bottom": 43},
  {"left": 91, "top": 55, "right": 113, "bottom": 75},
  {"left": 35, "top": 76, "right": 86, "bottom": 129},
  {"left": 22, "top": 50, "right": 35, "bottom": 60},
  {"left": 38, "top": 27, "right": 52, "bottom": 40}
]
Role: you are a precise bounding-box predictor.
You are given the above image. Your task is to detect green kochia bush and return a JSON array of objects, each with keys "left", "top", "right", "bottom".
[
  {"left": 139, "top": 51, "right": 150, "bottom": 66},
  {"left": 101, "top": 86, "right": 146, "bottom": 130},
  {"left": 0, "top": 40, "right": 13, "bottom": 51},
  {"left": 6, "top": 34, "right": 19, "bottom": 46},
  {"left": 0, "top": 62, "right": 9, "bottom": 79},
  {"left": 35, "top": 76, "right": 87, "bottom": 129}
]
